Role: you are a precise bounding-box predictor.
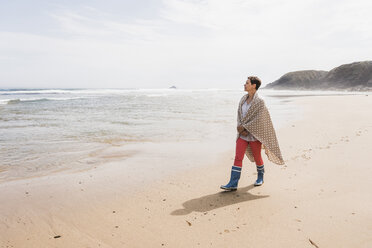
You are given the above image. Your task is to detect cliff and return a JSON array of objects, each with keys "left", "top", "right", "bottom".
[{"left": 265, "top": 61, "right": 372, "bottom": 91}]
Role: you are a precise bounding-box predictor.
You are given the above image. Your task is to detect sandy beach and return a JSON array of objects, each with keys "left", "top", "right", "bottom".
[{"left": 1, "top": 94, "right": 372, "bottom": 248}]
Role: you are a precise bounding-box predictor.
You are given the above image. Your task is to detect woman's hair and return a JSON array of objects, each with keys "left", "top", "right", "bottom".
[{"left": 248, "top": 76, "right": 261, "bottom": 90}]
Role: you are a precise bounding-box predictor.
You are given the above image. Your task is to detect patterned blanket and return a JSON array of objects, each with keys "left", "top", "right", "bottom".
[{"left": 237, "top": 93, "right": 285, "bottom": 165}]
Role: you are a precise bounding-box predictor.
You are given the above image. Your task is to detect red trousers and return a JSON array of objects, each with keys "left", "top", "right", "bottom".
[{"left": 234, "top": 138, "right": 263, "bottom": 167}]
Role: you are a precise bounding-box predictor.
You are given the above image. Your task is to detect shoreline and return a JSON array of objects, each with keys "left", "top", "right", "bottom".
[
  {"left": 1, "top": 89, "right": 368, "bottom": 183},
  {"left": 1, "top": 94, "right": 372, "bottom": 247}
]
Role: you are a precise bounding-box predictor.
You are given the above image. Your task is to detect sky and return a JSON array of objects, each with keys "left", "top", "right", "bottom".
[{"left": 0, "top": 0, "right": 371, "bottom": 89}]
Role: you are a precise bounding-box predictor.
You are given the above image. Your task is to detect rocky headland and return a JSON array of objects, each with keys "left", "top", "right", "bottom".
[{"left": 265, "top": 61, "right": 372, "bottom": 91}]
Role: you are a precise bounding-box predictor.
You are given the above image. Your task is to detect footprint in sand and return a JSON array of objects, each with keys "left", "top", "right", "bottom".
[{"left": 301, "top": 154, "right": 311, "bottom": 160}]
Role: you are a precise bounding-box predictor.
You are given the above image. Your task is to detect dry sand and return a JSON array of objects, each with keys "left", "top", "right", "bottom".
[{"left": 1, "top": 94, "right": 372, "bottom": 248}]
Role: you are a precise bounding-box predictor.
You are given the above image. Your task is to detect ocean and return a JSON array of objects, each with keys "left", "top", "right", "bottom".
[{"left": 0, "top": 88, "right": 362, "bottom": 182}]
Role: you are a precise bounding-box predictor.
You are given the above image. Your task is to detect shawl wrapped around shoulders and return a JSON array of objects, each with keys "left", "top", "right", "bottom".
[{"left": 237, "top": 93, "right": 285, "bottom": 165}]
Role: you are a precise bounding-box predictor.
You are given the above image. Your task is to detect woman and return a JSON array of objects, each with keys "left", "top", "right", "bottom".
[{"left": 220, "top": 76, "right": 284, "bottom": 191}]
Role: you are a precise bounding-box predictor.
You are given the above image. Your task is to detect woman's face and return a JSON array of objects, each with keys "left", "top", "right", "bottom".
[{"left": 244, "top": 79, "right": 252, "bottom": 91}]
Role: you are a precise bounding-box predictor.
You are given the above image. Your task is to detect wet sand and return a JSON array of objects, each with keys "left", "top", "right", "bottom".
[{"left": 1, "top": 94, "right": 372, "bottom": 248}]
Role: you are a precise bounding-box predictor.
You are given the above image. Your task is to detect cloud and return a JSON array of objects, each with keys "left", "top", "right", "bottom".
[
  {"left": 1, "top": 0, "right": 371, "bottom": 88},
  {"left": 49, "top": 10, "right": 167, "bottom": 42},
  {"left": 160, "top": 0, "right": 372, "bottom": 40}
]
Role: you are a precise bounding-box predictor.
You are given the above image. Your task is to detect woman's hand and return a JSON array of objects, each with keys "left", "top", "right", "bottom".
[
  {"left": 237, "top": 125, "right": 245, "bottom": 133},
  {"left": 238, "top": 125, "right": 249, "bottom": 136},
  {"left": 240, "top": 130, "right": 249, "bottom": 136}
]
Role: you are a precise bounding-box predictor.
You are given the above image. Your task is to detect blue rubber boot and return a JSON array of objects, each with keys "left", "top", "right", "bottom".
[
  {"left": 254, "top": 165, "right": 264, "bottom": 186},
  {"left": 220, "top": 166, "right": 241, "bottom": 191}
]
